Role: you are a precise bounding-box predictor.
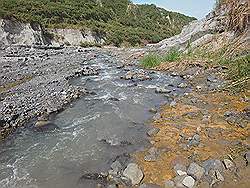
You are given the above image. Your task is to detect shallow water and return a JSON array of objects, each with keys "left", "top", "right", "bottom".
[{"left": 0, "top": 53, "right": 188, "bottom": 188}]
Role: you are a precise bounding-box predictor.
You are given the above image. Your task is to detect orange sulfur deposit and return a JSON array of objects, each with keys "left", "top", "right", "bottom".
[{"left": 135, "top": 91, "right": 250, "bottom": 185}]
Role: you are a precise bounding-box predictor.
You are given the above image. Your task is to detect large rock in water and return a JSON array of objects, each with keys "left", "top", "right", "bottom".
[{"left": 123, "top": 163, "right": 144, "bottom": 185}]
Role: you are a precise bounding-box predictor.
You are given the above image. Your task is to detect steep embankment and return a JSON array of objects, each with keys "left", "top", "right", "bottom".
[{"left": 0, "top": 0, "right": 195, "bottom": 47}]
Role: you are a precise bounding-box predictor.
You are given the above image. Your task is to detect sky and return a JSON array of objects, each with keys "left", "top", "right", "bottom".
[{"left": 132, "top": 0, "right": 215, "bottom": 19}]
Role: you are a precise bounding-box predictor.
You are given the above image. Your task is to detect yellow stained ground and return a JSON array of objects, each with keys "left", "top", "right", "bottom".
[{"left": 135, "top": 91, "right": 250, "bottom": 186}]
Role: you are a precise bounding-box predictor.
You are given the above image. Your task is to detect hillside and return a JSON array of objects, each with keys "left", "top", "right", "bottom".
[{"left": 0, "top": 0, "right": 195, "bottom": 46}]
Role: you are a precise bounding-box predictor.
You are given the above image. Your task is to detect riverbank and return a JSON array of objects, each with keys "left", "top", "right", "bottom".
[
  {"left": 0, "top": 46, "right": 100, "bottom": 139},
  {"left": 135, "top": 89, "right": 249, "bottom": 187}
]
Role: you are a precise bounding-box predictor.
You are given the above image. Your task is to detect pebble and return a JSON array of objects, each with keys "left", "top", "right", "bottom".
[
  {"left": 182, "top": 176, "right": 195, "bottom": 188},
  {"left": 123, "top": 163, "right": 144, "bottom": 185}
]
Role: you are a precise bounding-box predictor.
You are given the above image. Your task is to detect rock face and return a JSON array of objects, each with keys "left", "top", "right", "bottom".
[
  {"left": 147, "top": 3, "right": 236, "bottom": 52},
  {"left": 0, "top": 19, "right": 47, "bottom": 46},
  {"left": 0, "top": 19, "right": 104, "bottom": 47},
  {"left": 49, "top": 28, "right": 105, "bottom": 46}
]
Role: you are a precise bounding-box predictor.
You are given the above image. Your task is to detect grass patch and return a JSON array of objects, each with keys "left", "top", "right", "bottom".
[
  {"left": 162, "top": 48, "right": 181, "bottom": 62},
  {"left": 140, "top": 53, "right": 162, "bottom": 68},
  {"left": 140, "top": 48, "right": 182, "bottom": 68}
]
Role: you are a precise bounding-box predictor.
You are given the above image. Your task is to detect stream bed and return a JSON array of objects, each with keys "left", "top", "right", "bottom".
[{"left": 0, "top": 52, "right": 189, "bottom": 188}]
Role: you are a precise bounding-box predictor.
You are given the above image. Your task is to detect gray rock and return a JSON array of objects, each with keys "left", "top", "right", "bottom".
[
  {"left": 202, "top": 159, "right": 224, "bottom": 175},
  {"left": 123, "top": 163, "right": 144, "bottom": 185},
  {"left": 182, "top": 176, "right": 195, "bottom": 188},
  {"left": 139, "top": 183, "right": 162, "bottom": 188},
  {"left": 187, "top": 162, "right": 205, "bottom": 180},
  {"left": 144, "top": 147, "right": 159, "bottom": 162},
  {"left": 174, "top": 164, "right": 187, "bottom": 176},
  {"left": 111, "top": 160, "right": 123, "bottom": 174},
  {"left": 187, "top": 134, "right": 200, "bottom": 147},
  {"left": 147, "top": 128, "right": 160, "bottom": 137},
  {"left": 223, "top": 159, "right": 234, "bottom": 169},
  {"left": 164, "top": 180, "right": 175, "bottom": 188},
  {"left": 215, "top": 170, "right": 224, "bottom": 182}
]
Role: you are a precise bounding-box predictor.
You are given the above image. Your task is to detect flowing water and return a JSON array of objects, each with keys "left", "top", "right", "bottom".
[{"left": 0, "top": 53, "right": 188, "bottom": 188}]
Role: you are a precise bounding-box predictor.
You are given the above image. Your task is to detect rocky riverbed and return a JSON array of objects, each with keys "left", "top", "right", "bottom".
[
  {"left": 0, "top": 45, "right": 249, "bottom": 188},
  {"left": 0, "top": 46, "right": 100, "bottom": 139}
]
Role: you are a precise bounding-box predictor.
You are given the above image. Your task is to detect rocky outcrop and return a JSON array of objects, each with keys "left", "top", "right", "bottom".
[
  {"left": 49, "top": 28, "right": 104, "bottom": 46},
  {"left": 0, "top": 19, "right": 47, "bottom": 46},
  {"left": 147, "top": 0, "right": 248, "bottom": 52},
  {"left": 0, "top": 19, "right": 105, "bottom": 47}
]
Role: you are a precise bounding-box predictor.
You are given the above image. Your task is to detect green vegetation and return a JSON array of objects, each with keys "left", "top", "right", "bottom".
[
  {"left": 162, "top": 48, "right": 181, "bottom": 62},
  {"left": 0, "top": 0, "right": 195, "bottom": 46},
  {"left": 140, "top": 53, "right": 162, "bottom": 68},
  {"left": 140, "top": 48, "right": 181, "bottom": 68}
]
